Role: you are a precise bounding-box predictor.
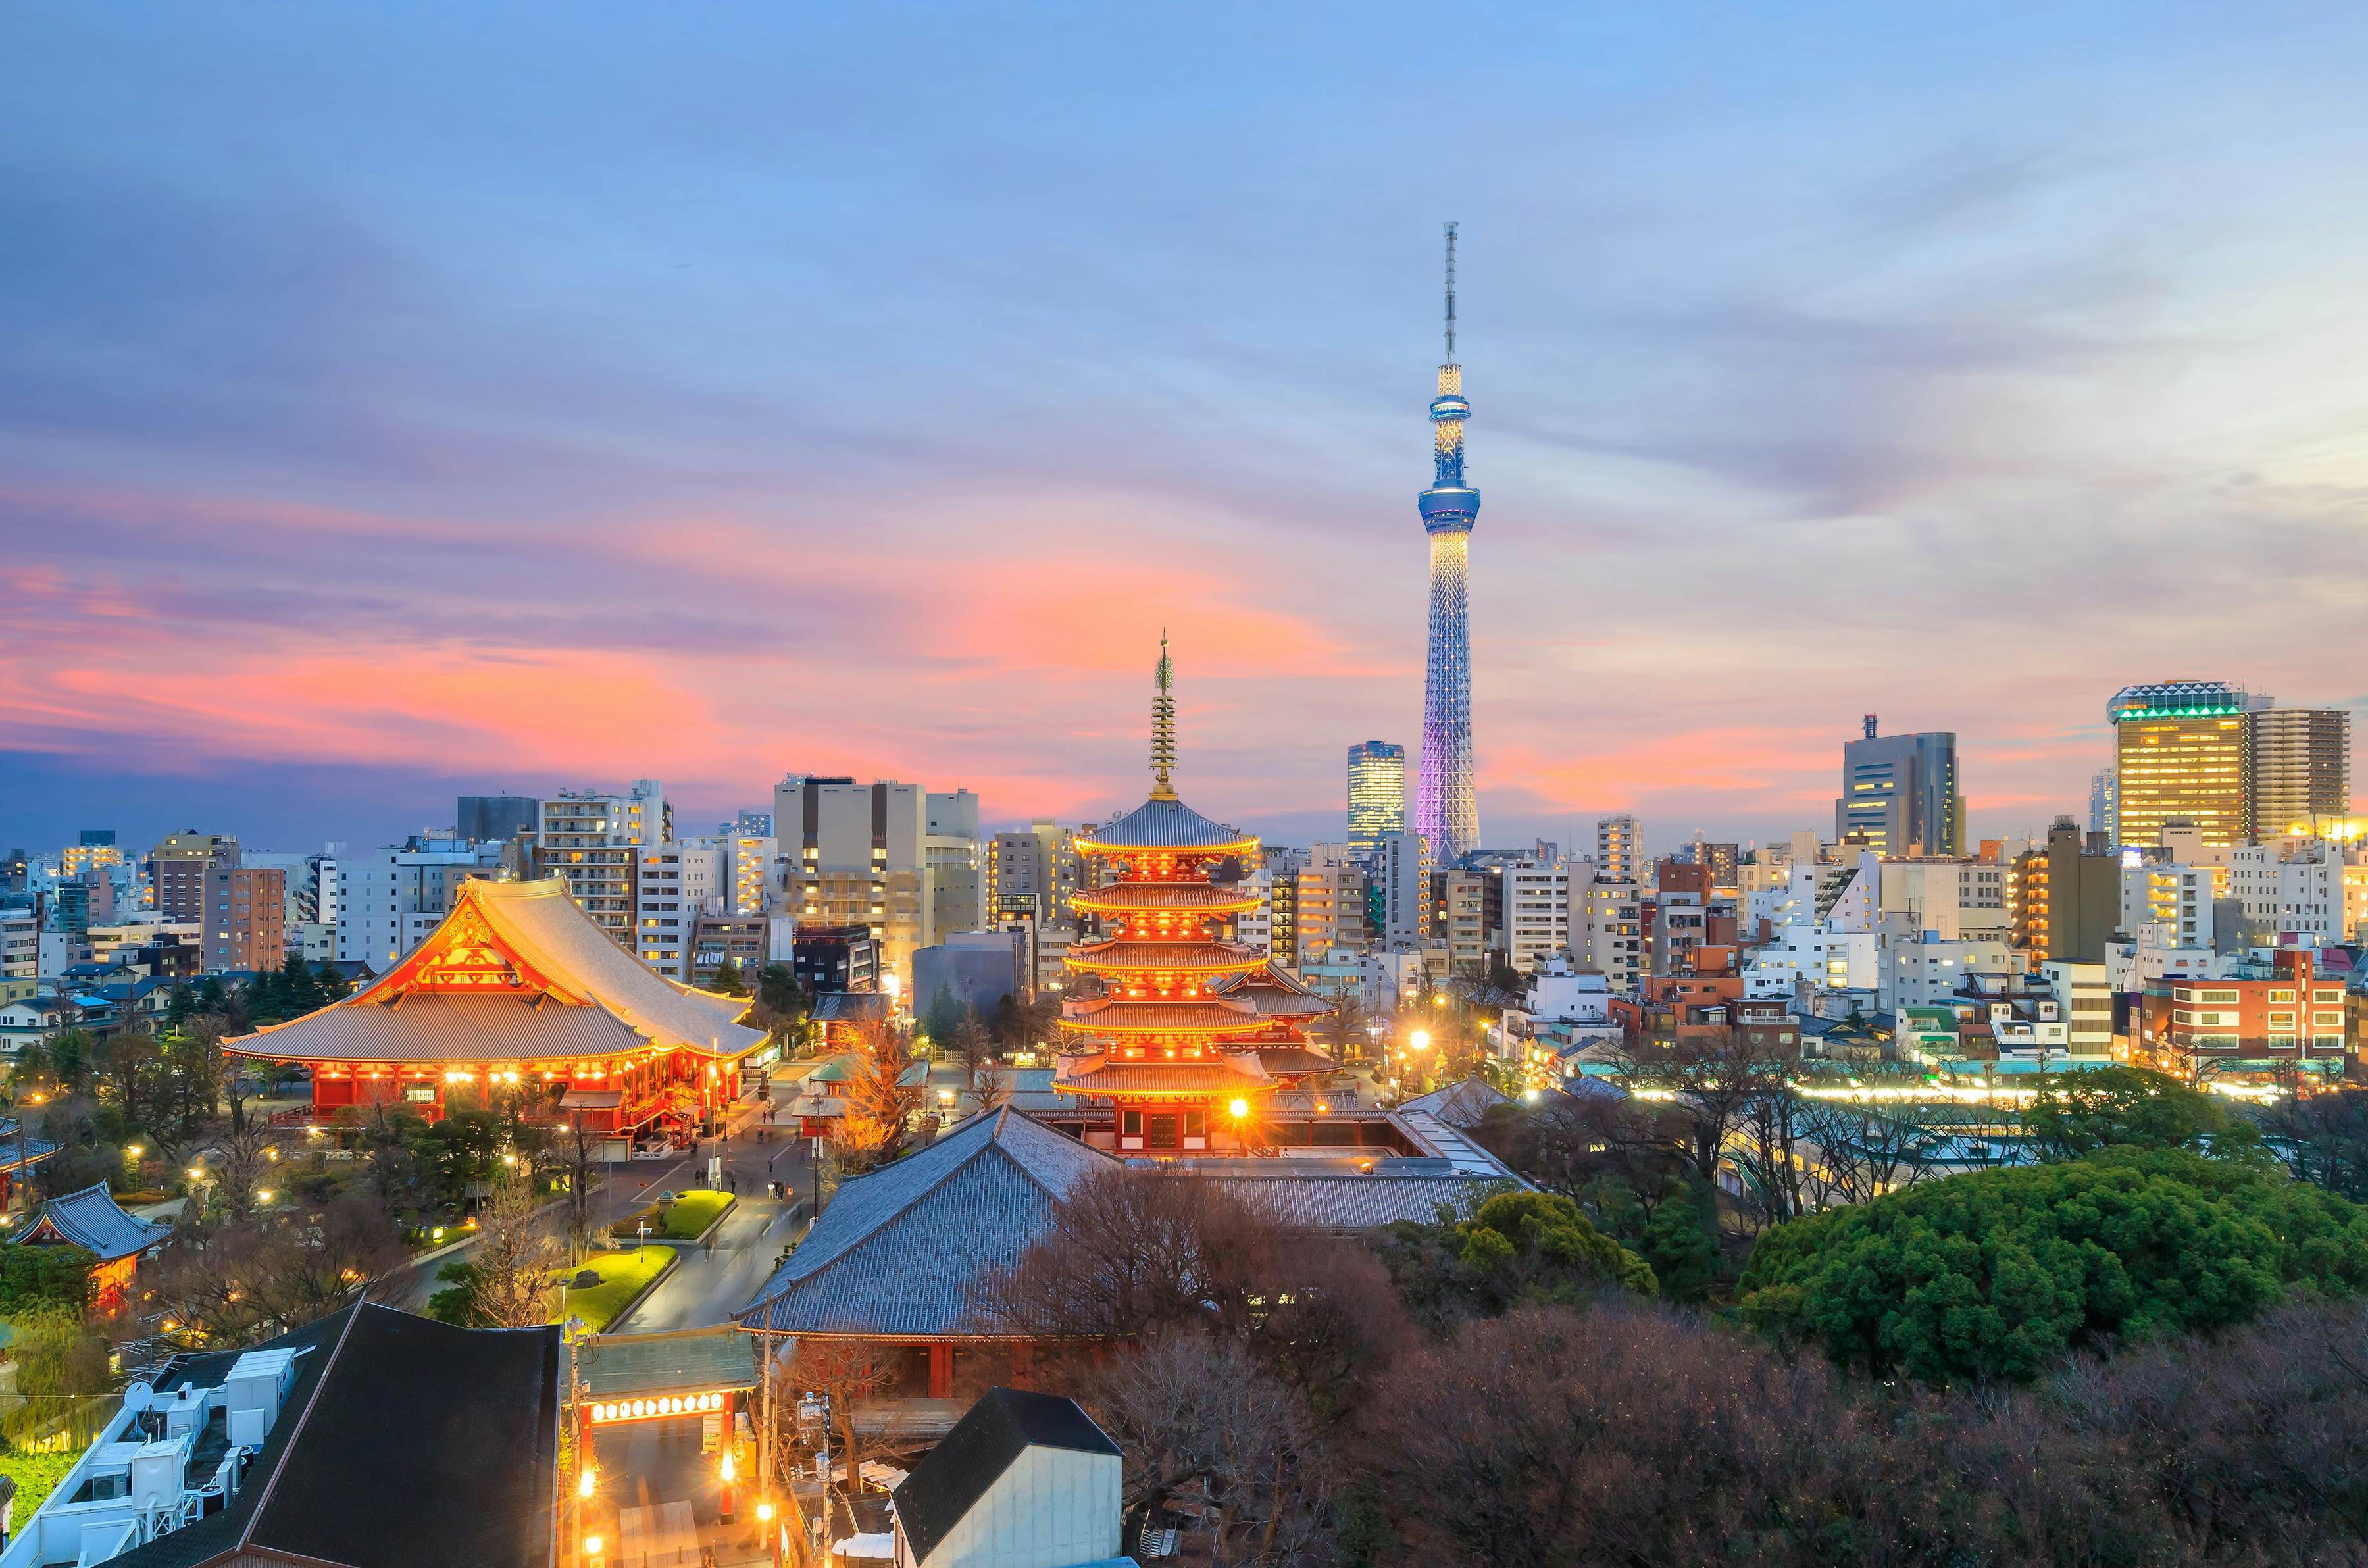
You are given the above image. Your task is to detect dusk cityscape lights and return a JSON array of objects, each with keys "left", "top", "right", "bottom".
[{"left": 5, "top": 8, "right": 2368, "bottom": 1567}]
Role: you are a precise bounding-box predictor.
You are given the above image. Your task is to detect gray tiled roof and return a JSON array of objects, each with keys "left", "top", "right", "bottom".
[
  {"left": 1203, "top": 1173, "right": 1513, "bottom": 1231},
  {"left": 1397, "top": 1077, "right": 1509, "bottom": 1130},
  {"left": 1078, "top": 797, "right": 1255, "bottom": 851},
  {"left": 735, "top": 1109, "right": 1117, "bottom": 1338},
  {"left": 16, "top": 1182, "right": 169, "bottom": 1262}
]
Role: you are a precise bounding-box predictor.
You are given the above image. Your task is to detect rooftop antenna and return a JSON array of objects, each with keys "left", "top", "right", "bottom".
[{"left": 1443, "top": 221, "right": 1458, "bottom": 363}]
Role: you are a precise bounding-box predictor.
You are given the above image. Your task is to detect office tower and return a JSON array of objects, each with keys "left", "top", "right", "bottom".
[
  {"left": 203, "top": 865, "right": 286, "bottom": 973},
  {"left": 2247, "top": 706, "right": 2352, "bottom": 840},
  {"left": 456, "top": 796, "right": 539, "bottom": 844},
  {"left": 925, "top": 790, "right": 984, "bottom": 937},
  {"left": 2088, "top": 767, "right": 2119, "bottom": 840},
  {"left": 773, "top": 776, "right": 934, "bottom": 982},
  {"left": 1596, "top": 815, "right": 1642, "bottom": 884},
  {"left": 147, "top": 833, "right": 240, "bottom": 923},
  {"left": 1835, "top": 717, "right": 1963, "bottom": 856},
  {"left": 1413, "top": 223, "right": 1481, "bottom": 865},
  {"left": 2109, "top": 682, "right": 2258, "bottom": 849},
  {"left": 1346, "top": 742, "right": 1407, "bottom": 852}
]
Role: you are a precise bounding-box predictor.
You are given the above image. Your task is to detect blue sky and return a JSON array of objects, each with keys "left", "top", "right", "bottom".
[{"left": 5, "top": 2, "right": 2365, "bottom": 856}]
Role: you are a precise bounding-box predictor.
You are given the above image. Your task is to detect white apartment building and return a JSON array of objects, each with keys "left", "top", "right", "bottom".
[
  {"left": 337, "top": 836, "right": 508, "bottom": 969},
  {"left": 2120, "top": 862, "right": 2215, "bottom": 951},
  {"left": 1596, "top": 815, "right": 1642, "bottom": 884},
  {"left": 1885, "top": 934, "right": 2015, "bottom": 1011},
  {"left": 1295, "top": 855, "right": 1367, "bottom": 963},
  {"left": 2227, "top": 842, "right": 2346, "bottom": 948},
  {"left": 1235, "top": 863, "right": 1273, "bottom": 956},
  {"left": 1567, "top": 871, "right": 1642, "bottom": 994},
  {"left": 2042, "top": 960, "right": 2114, "bottom": 1059},
  {"left": 634, "top": 843, "right": 724, "bottom": 978},
  {"left": 0, "top": 910, "right": 35, "bottom": 984},
  {"left": 926, "top": 790, "right": 983, "bottom": 938},
  {"left": 724, "top": 835, "right": 777, "bottom": 917},
  {"left": 1742, "top": 923, "right": 1878, "bottom": 999},
  {"left": 1503, "top": 859, "right": 1569, "bottom": 974}
]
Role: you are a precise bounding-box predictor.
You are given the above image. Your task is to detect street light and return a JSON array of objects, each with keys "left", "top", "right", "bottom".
[
  {"left": 1228, "top": 1098, "right": 1249, "bottom": 1119},
  {"left": 1409, "top": 1030, "right": 1432, "bottom": 1052}
]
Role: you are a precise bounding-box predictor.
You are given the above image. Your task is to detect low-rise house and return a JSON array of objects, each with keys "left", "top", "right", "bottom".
[{"left": 890, "top": 1388, "right": 1124, "bottom": 1568}]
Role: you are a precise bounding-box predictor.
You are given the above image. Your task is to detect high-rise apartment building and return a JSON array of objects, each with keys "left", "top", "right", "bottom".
[
  {"left": 987, "top": 821, "right": 1080, "bottom": 926},
  {"left": 1346, "top": 742, "right": 1407, "bottom": 853},
  {"left": 534, "top": 780, "right": 667, "bottom": 951},
  {"left": 203, "top": 865, "right": 285, "bottom": 973},
  {"left": 61, "top": 832, "right": 122, "bottom": 877},
  {"left": 1378, "top": 831, "right": 1426, "bottom": 947},
  {"left": 147, "top": 833, "right": 239, "bottom": 923},
  {"left": 774, "top": 776, "right": 936, "bottom": 983},
  {"left": 2110, "top": 682, "right": 2257, "bottom": 849},
  {"left": 1263, "top": 847, "right": 1306, "bottom": 967},
  {"left": 2011, "top": 818, "right": 2120, "bottom": 964},
  {"left": 1503, "top": 858, "right": 1571, "bottom": 974},
  {"left": 634, "top": 842, "right": 726, "bottom": 978},
  {"left": 1596, "top": 815, "right": 1642, "bottom": 885},
  {"left": 1835, "top": 717, "right": 1963, "bottom": 857},
  {"left": 1428, "top": 867, "right": 1491, "bottom": 976},
  {"left": 2248, "top": 707, "right": 2352, "bottom": 840},
  {"left": 1294, "top": 846, "right": 1368, "bottom": 963}
]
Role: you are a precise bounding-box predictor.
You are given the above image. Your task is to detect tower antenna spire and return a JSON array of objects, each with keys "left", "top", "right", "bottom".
[
  {"left": 1443, "top": 220, "right": 1457, "bottom": 362},
  {"left": 1151, "top": 631, "right": 1178, "bottom": 800}
]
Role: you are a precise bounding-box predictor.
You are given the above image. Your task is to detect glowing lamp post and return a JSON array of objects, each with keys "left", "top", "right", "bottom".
[{"left": 718, "top": 1449, "right": 736, "bottom": 1523}]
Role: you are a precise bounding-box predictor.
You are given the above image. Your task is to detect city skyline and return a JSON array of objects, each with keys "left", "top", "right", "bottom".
[{"left": 6, "top": 5, "right": 2367, "bottom": 854}]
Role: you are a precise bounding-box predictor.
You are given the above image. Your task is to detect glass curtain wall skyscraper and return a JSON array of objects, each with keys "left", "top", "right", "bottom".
[
  {"left": 1413, "top": 223, "right": 1480, "bottom": 865},
  {"left": 1346, "top": 742, "right": 1407, "bottom": 852}
]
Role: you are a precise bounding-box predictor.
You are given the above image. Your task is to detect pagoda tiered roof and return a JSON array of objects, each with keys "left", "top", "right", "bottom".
[
  {"left": 1069, "top": 882, "right": 1260, "bottom": 916},
  {"left": 227, "top": 876, "right": 763, "bottom": 1065},
  {"left": 1065, "top": 938, "right": 1265, "bottom": 976},
  {"left": 1075, "top": 797, "right": 1257, "bottom": 856},
  {"left": 1051, "top": 1052, "right": 1271, "bottom": 1097}
]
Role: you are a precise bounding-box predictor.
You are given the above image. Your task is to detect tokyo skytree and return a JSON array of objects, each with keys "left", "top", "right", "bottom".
[{"left": 1413, "top": 222, "right": 1480, "bottom": 865}]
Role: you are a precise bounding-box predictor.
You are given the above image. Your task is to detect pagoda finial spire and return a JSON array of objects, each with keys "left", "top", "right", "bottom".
[{"left": 1150, "top": 632, "right": 1178, "bottom": 800}]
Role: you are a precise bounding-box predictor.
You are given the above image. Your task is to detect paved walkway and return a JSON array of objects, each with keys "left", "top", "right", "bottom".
[{"left": 612, "top": 1196, "right": 801, "bottom": 1332}]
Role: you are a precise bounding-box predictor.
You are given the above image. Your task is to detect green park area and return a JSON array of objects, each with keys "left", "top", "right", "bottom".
[
  {"left": 616, "top": 1189, "right": 734, "bottom": 1242},
  {"left": 560, "top": 1246, "right": 677, "bottom": 1333}
]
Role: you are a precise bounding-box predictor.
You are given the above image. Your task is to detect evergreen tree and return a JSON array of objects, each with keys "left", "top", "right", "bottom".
[{"left": 922, "top": 985, "right": 964, "bottom": 1054}]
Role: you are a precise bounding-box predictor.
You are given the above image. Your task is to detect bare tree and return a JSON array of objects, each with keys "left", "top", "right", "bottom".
[
  {"left": 1090, "top": 1335, "right": 1332, "bottom": 1568},
  {"left": 970, "top": 1167, "right": 1276, "bottom": 1341},
  {"left": 468, "top": 1166, "right": 564, "bottom": 1328},
  {"left": 789, "top": 1336, "right": 895, "bottom": 1491}
]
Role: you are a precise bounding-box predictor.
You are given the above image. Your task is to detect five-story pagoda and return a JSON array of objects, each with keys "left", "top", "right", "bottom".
[{"left": 1053, "top": 640, "right": 1336, "bottom": 1153}]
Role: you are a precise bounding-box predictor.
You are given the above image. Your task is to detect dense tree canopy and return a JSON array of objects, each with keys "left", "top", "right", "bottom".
[
  {"left": 1376, "top": 1190, "right": 1655, "bottom": 1327},
  {"left": 1738, "top": 1147, "right": 2368, "bottom": 1384},
  {"left": 2022, "top": 1065, "right": 2258, "bottom": 1161}
]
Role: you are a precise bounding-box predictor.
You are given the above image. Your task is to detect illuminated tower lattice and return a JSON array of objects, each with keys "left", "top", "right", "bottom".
[{"left": 1414, "top": 222, "right": 1481, "bottom": 865}]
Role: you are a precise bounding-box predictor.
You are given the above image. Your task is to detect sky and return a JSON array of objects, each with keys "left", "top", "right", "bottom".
[{"left": 5, "top": 2, "right": 2367, "bottom": 858}]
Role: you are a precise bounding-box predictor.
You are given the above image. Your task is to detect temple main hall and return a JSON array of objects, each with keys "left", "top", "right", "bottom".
[{"left": 227, "top": 876, "right": 765, "bottom": 1144}]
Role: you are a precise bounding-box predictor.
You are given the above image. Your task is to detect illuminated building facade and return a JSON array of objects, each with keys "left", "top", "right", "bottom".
[
  {"left": 230, "top": 876, "right": 762, "bottom": 1135},
  {"left": 1052, "top": 644, "right": 1334, "bottom": 1153},
  {"left": 2111, "top": 683, "right": 2255, "bottom": 849},
  {"left": 1596, "top": 814, "right": 1642, "bottom": 884},
  {"left": 1346, "top": 742, "right": 1407, "bottom": 852},
  {"left": 1835, "top": 716, "right": 1963, "bottom": 856},
  {"left": 1414, "top": 224, "right": 1481, "bottom": 865}
]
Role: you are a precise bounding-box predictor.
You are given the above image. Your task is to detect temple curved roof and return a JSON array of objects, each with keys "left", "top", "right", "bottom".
[
  {"left": 1057, "top": 996, "right": 1261, "bottom": 1035},
  {"left": 1051, "top": 1054, "right": 1272, "bottom": 1096},
  {"left": 1076, "top": 797, "right": 1258, "bottom": 855},
  {"left": 228, "top": 876, "right": 764, "bottom": 1063},
  {"left": 1069, "top": 882, "right": 1260, "bottom": 916},
  {"left": 1065, "top": 939, "right": 1265, "bottom": 975}
]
